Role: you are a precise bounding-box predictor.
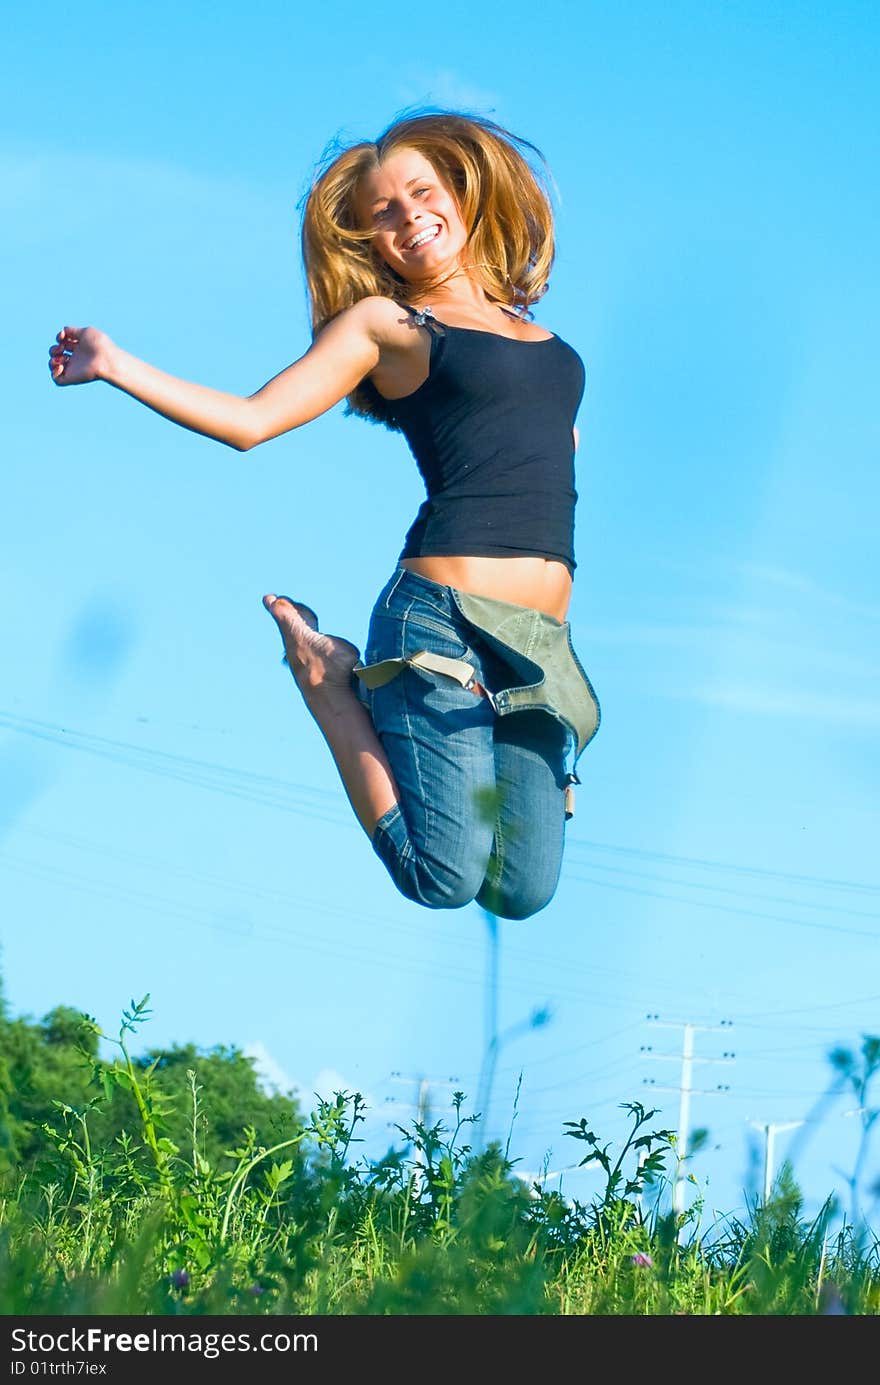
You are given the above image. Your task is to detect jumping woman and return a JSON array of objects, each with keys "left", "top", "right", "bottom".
[{"left": 48, "top": 110, "right": 600, "bottom": 921}]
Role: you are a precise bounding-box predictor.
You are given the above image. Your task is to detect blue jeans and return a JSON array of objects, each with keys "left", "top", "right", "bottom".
[{"left": 355, "top": 567, "right": 572, "bottom": 920}]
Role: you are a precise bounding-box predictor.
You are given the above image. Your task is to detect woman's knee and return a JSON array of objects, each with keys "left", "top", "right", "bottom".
[
  {"left": 399, "top": 855, "right": 487, "bottom": 910},
  {"left": 372, "top": 806, "right": 488, "bottom": 910},
  {"left": 476, "top": 867, "right": 560, "bottom": 921}
]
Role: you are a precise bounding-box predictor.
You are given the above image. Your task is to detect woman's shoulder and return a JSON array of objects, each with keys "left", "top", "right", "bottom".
[
  {"left": 339, "top": 295, "right": 411, "bottom": 330},
  {"left": 319, "top": 296, "right": 417, "bottom": 354}
]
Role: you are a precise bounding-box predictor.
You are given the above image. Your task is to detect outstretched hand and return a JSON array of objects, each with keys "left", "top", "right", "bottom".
[{"left": 48, "top": 325, "right": 113, "bottom": 386}]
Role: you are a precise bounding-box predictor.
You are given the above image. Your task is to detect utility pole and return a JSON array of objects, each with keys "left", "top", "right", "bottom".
[
  {"left": 476, "top": 907, "right": 500, "bottom": 1147},
  {"left": 641, "top": 1014, "right": 735, "bottom": 1216},
  {"left": 474, "top": 906, "right": 551, "bottom": 1151},
  {"left": 387, "top": 1072, "right": 461, "bottom": 1193},
  {"left": 747, "top": 1120, "right": 805, "bottom": 1201}
]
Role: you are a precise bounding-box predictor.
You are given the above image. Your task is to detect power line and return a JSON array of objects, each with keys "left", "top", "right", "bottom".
[
  {"left": 0, "top": 710, "right": 356, "bottom": 825},
  {"left": 567, "top": 858, "right": 880, "bottom": 921},
  {"left": 492, "top": 1021, "right": 642, "bottom": 1077},
  {"left": 736, "top": 996, "right": 880, "bottom": 1022},
  {"left": 520, "top": 1052, "right": 636, "bottom": 1099},
  {"left": 2, "top": 825, "right": 718, "bottom": 1013},
  {"left": 567, "top": 837, "right": 880, "bottom": 896},
  {"left": 4, "top": 709, "right": 878, "bottom": 902},
  {"left": 0, "top": 847, "right": 666, "bottom": 1015},
  {"left": 5, "top": 832, "right": 876, "bottom": 1047},
  {"left": 564, "top": 870, "right": 879, "bottom": 940}
]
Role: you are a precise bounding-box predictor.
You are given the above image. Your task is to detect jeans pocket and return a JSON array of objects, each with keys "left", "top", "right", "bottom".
[{"left": 401, "top": 609, "right": 471, "bottom": 664}]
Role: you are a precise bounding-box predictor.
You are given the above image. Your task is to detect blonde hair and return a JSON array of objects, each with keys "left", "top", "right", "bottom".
[{"left": 299, "top": 109, "right": 557, "bottom": 426}]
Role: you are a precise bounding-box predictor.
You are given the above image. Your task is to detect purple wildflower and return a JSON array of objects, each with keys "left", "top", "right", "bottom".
[
  {"left": 248, "top": 1282, "right": 264, "bottom": 1296},
  {"left": 630, "top": 1252, "right": 654, "bottom": 1268},
  {"left": 170, "top": 1268, "right": 190, "bottom": 1289}
]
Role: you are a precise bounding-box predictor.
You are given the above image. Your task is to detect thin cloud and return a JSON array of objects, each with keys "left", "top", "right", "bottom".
[
  {"left": 1, "top": 146, "right": 279, "bottom": 240},
  {"left": 310, "top": 1066, "right": 372, "bottom": 1104},
  {"left": 394, "top": 69, "right": 500, "bottom": 115},
  {"left": 735, "top": 561, "right": 880, "bottom": 623},
  {"left": 679, "top": 682, "right": 880, "bottom": 728},
  {"left": 244, "top": 1041, "right": 299, "bottom": 1099},
  {"left": 581, "top": 622, "right": 720, "bottom": 647},
  {"left": 579, "top": 621, "right": 878, "bottom": 678},
  {"left": 738, "top": 562, "right": 819, "bottom": 594},
  {"left": 657, "top": 557, "right": 879, "bottom": 626}
]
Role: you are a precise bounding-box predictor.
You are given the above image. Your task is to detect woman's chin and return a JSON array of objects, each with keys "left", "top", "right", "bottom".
[
  {"left": 390, "top": 249, "right": 467, "bottom": 288},
  {"left": 414, "top": 255, "right": 464, "bottom": 281}
]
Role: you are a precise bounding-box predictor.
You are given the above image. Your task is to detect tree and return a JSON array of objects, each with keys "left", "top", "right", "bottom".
[{"left": 0, "top": 988, "right": 303, "bottom": 1186}]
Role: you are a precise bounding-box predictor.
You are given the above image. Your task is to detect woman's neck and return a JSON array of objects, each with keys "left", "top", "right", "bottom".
[{"left": 410, "top": 265, "right": 501, "bottom": 312}]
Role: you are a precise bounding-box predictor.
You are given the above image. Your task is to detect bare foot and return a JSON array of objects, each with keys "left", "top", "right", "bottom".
[{"left": 262, "top": 594, "right": 360, "bottom": 696}]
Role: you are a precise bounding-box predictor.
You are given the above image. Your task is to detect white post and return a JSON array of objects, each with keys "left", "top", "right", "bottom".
[
  {"left": 673, "top": 1024, "right": 695, "bottom": 1216},
  {"left": 748, "top": 1120, "right": 804, "bottom": 1201}
]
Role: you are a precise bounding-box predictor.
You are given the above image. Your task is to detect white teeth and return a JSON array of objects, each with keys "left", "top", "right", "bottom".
[{"left": 404, "top": 225, "right": 440, "bottom": 251}]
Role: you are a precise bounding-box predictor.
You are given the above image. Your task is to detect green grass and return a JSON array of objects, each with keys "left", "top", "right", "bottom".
[{"left": 2, "top": 998, "right": 878, "bottom": 1315}]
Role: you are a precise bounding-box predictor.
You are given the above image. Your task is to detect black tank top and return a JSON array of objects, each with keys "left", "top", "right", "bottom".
[{"left": 368, "top": 303, "right": 586, "bottom": 575}]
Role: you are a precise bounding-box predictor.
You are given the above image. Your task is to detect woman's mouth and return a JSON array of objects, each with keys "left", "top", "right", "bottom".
[{"left": 401, "top": 224, "right": 442, "bottom": 252}]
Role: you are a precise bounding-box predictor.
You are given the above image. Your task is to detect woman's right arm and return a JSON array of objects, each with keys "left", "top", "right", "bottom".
[{"left": 47, "top": 299, "right": 388, "bottom": 452}]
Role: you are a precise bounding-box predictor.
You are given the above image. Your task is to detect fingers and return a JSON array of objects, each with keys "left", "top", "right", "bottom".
[
  {"left": 48, "top": 341, "right": 70, "bottom": 380},
  {"left": 49, "top": 327, "right": 83, "bottom": 382},
  {"left": 52, "top": 327, "right": 83, "bottom": 361}
]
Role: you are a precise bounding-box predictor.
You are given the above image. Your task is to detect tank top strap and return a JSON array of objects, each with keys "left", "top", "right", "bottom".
[{"left": 395, "top": 301, "right": 446, "bottom": 336}]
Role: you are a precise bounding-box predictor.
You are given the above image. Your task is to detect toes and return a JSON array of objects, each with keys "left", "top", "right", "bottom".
[
  {"left": 292, "top": 603, "right": 319, "bottom": 631},
  {"left": 262, "top": 594, "right": 319, "bottom": 631}
]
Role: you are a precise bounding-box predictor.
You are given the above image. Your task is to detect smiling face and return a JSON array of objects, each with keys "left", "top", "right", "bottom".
[{"left": 355, "top": 146, "right": 469, "bottom": 287}]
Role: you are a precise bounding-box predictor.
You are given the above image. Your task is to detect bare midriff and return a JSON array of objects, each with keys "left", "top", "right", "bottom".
[{"left": 400, "top": 555, "right": 572, "bottom": 623}]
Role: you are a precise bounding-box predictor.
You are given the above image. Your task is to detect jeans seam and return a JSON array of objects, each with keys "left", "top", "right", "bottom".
[
  {"left": 398, "top": 600, "right": 432, "bottom": 848},
  {"left": 382, "top": 568, "right": 406, "bottom": 610},
  {"left": 487, "top": 796, "right": 506, "bottom": 904}
]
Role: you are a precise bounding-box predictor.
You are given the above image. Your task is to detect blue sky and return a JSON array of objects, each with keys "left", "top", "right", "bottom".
[{"left": 2, "top": 1, "right": 879, "bottom": 1229}]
